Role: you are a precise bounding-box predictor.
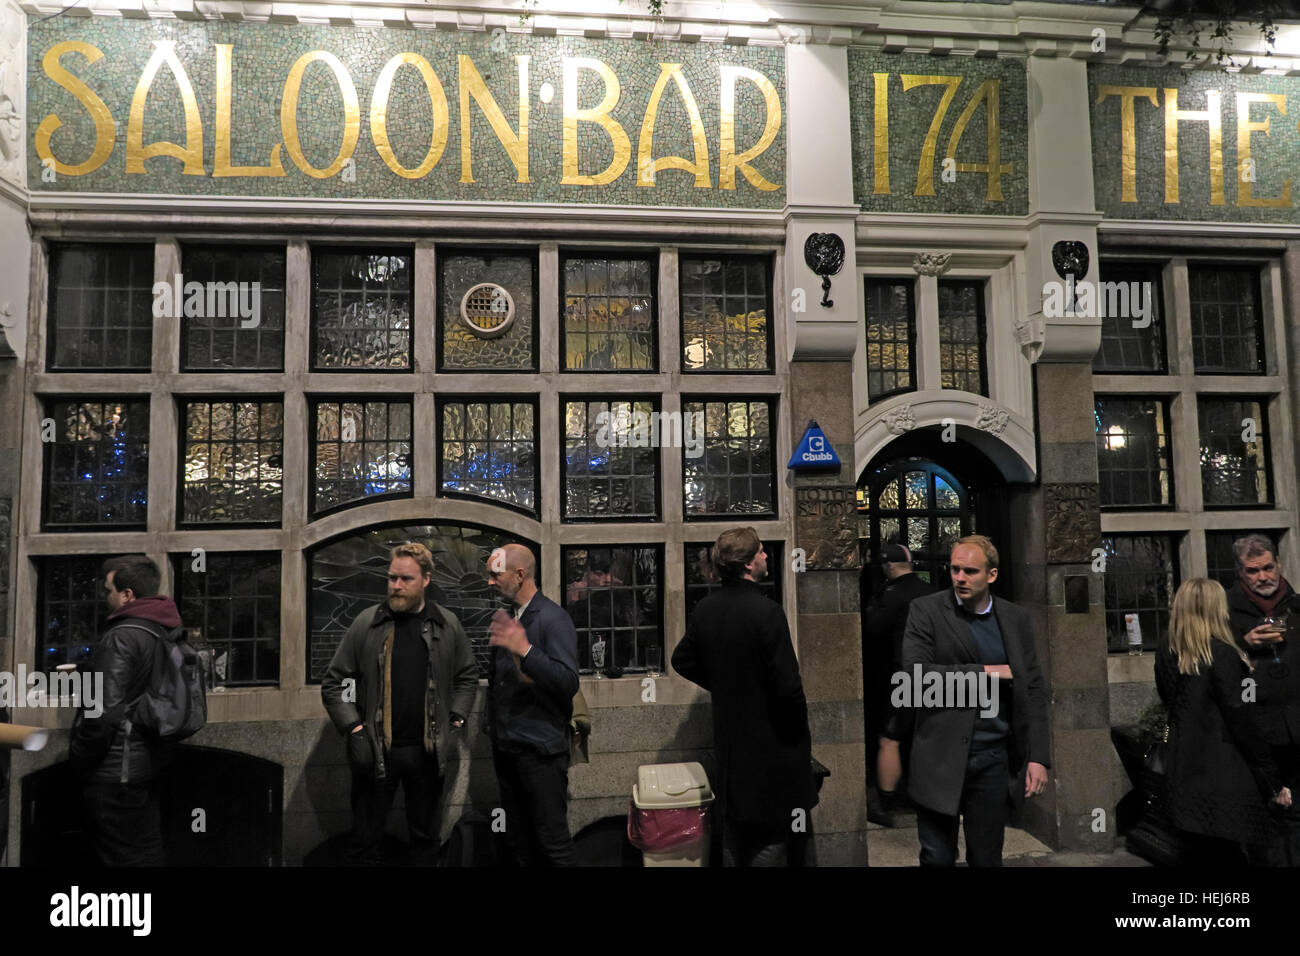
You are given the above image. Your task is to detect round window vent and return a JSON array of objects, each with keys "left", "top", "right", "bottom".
[{"left": 460, "top": 283, "right": 516, "bottom": 339}]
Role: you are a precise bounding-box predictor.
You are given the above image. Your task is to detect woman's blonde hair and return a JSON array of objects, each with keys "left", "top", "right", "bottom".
[{"left": 1166, "top": 578, "right": 1249, "bottom": 675}]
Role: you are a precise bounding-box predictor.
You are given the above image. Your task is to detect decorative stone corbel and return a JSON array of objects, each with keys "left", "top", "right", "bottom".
[
  {"left": 884, "top": 403, "right": 915, "bottom": 435},
  {"left": 912, "top": 253, "right": 952, "bottom": 277},
  {"left": 976, "top": 402, "right": 1010, "bottom": 436},
  {"left": 1013, "top": 314, "right": 1047, "bottom": 365}
]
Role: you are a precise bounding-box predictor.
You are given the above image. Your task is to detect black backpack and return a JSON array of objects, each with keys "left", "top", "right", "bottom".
[{"left": 117, "top": 623, "right": 208, "bottom": 742}]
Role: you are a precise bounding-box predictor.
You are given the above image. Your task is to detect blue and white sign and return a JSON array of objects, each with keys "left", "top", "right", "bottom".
[{"left": 787, "top": 420, "right": 841, "bottom": 471}]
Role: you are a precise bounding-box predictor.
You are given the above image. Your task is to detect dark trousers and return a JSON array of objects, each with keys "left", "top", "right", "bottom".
[
  {"left": 493, "top": 746, "right": 575, "bottom": 867},
  {"left": 723, "top": 818, "right": 817, "bottom": 867},
  {"left": 84, "top": 780, "right": 164, "bottom": 867},
  {"left": 916, "top": 744, "right": 1010, "bottom": 867},
  {"left": 348, "top": 744, "right": 444, "bottom": 866},
  {"left": 1180, "top": 830, "right": 1249, "bottom": 867}
]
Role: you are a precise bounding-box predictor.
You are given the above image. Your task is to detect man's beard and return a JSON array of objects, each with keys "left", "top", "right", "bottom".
[
  {"left": 1252, "top": 580, "right": 1281, "bottom": 597},
  {"left": 387, "top": 592, "right": 422, "bottom": 613}
]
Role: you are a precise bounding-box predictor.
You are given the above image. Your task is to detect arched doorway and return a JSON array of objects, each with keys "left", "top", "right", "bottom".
[{"left": 857, "top": 431, "right": 1012, "bottom": 602}]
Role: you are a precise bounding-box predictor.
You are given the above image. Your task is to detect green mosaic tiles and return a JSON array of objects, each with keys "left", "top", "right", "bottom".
[
  {"left": 27, "top": 17, "right": 785, "bottom": 207},
  {"left": 1090, "top": 64, "right": 1300, "bottom": 224},
  {"left": 848, "top": 50, "right": 1029, "bottom": 215}
]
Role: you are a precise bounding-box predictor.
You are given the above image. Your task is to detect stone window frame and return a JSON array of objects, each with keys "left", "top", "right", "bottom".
[
  {"left": 13, "top": 236, "right": 796, "bottom": 715},
  {"left": 1093, "top": 250, "right": 1298, "bottom": 656}
]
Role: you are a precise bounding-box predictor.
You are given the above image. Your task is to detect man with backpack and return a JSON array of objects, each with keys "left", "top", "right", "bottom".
[{"left": 69, "top": 555, "right": 189, "bottom": 867}]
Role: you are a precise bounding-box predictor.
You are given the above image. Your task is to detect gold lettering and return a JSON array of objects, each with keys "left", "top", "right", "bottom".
[
  {"left": 126, "top": 41, "right": 204, "bottom": 175},
  {"left": 213, "top": 45, "right": 284, "bottom": 178},
  {"left": 636, "top": 63, "right": 709, "bottom": 188},
  {"left": 1095, "top": 85, "right": 1158, "bottom": 203},
  {"left": 1164, "top": 87, "right": 1223, "bottom": 205},
  {"left": 562, "top": 57, "right": 629, "bottom": 186},
  {"left": 34, "top": 41, "right": 115, "bottom": 177},
  {"left": 459, "top": 54, "right": 530, "bottom": 184},
  {"left": 719, "top": 65, "right": 781, "bottom": 191},
  {"left": 280, "top": 51, "right": 360, "bottom": 179},
  {"left": 873, "top": 72, "right": 889, "bottom": 195},
  {"left": 945, "top": 79, "right": 1013, "bottom": 201},
  {"left": 900, "top": 74, "right": 961, "bottom": 197},
  {"left": 1236, "top": 92, "right": 1291, "bottom": 208},
  {"left": 370, "top": 53, "right": 449, "bottom": 180}
]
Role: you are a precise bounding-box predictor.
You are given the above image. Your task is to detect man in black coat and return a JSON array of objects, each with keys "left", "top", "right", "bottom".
[
  {"left": 901, "top": 535, "right": 1051, "bottom": 866},
  {"left": 673, "top": 527, "right": 817, "bottom": 866},
  {"left": 865, "top": 543, "right": 934, "bottom": 824},
  {"left": 486, "top": 543, "right": 580, "bottom": 866},
  {"left": 1224, "top": 533, "right": 1300, "bottom": 864},
  {"left": 69, "top": 555, "right": 184, "bottom": 866}
]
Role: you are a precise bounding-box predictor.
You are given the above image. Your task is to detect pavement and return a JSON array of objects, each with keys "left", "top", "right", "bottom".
[{"left": 867, "top": 806, "right": 1153, "bottom": 867}]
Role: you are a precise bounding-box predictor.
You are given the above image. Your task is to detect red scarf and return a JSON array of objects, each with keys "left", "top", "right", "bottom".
[{"left": 1242, "top": 577, "right": 1292, "bottom": 618}]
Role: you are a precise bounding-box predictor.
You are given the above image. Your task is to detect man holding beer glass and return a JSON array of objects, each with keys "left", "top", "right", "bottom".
[{"left": 1226, "top": 534, "right": 1300, "bottom": 864}]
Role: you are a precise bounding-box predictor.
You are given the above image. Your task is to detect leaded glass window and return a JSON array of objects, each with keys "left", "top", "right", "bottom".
[
  {"left": 682, "top": 398, "right": 775, "bottom": 518},
  {"left": 684, "top": 540, "right": 782, "bottom": 623},
  {"left": 311, "top": 399, "right": 412, "bottom": 515},
  {"left": 1102, "top": 534, "right": 1178, "bottom": 653},
  {"left": 439, "top": 399, "right": 537, "bottom": 515},
  {"left": 308, "top": 524, "right": 535, "bottom": 680},
  {"left": 680, "top": 256, "right": 771, "bottom": 371},
  {"left": 1199, "top": 397, "right": 1272, "bottom": 507},
  {"left": 1092, "top": 264, "right": 1165, "bottom": 373},
  {"left": 180, "top": 246, "right": 286, "bottom": 371},
  {"left": 864, "top": 279, "right": 916, "bottom": 400},
  {"left": 43, "top": 399, "right": 149, "bottom": 529},
  {"left": 439, "top": 251, "right": 535, "bottom": 371},
  {"left": 48, "top": 244, "right": 154, "bottom": 371},
  {"left": 1095, "top": 397, "right": 1173, "bottom": 508},
  {"left": 181, "top": 400, "right": 284, "bottom": 525},
  {"left": 563, "top": 398, "right": 659, "bottom": 520},
  {"left": 937, "top": 280, "right": 988, "bottom": 395},
  {"left": 312, "top": 250, "right": 412, "bottom": 370},
  {"left": 39, "top": 555, "right": 110, "bottom": 671},
  {"left": 173, "top": 551, "right": 280, "bottom": 687},
  {"left": 563, "top": 256, "right": 655, "bottom": 371},
  {"left": 1189, "top": 265, "right": 1264, "bottom": 374},
  {"left": 563, "top": 545, "right": 662, "bottom": 675},
  {"left": 1206, "top": 530, "right": 1282, "bottom": 590}
]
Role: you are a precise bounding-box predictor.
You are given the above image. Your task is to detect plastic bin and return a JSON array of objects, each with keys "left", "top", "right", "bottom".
[{"left": 627, "top": 762, "right": 715, "bottom": 867}]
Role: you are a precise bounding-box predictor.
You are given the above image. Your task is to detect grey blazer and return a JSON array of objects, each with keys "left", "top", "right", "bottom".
[{"left": 901, "top": 589, "right": 1052, "bottom": 817}]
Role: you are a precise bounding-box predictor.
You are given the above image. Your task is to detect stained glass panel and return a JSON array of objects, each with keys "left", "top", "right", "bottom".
[
  {"left": 440, "top": 253, "right": 535, "bottom": 370},
  {"left": 681, "top": 256, "right": 770, "bottom": 371},
  {"left": 864, "top": 280, "right": 915, "bottom": 400},
  {"left": 1102, "top": 534, "right": 1178, "bottom": 652},
  {"left": 48, "top": 244, "right": 154, "bottom": 371},
  {"left": 683, "top": 398, "right": 775, "bottom": 517},
  {"left": 1199, "top": 398, "right": 1271, "bottom": 506},
  {"left": 563, "top": 399, "right": 658, "bottom": 519},
  {"left": 39, "top": 555, "right": 111, "bottom": 671},
  {"left": 43, "top": 399, "right": 149, "bottom": 529},
  {"left": 312, "top": 399, "right": 412, "bottom": 514},
  {"left": 440, "top": 399, "right": 537, "bottom": 513},
  {"left": 937, "top": 280, "right": 987, "bottom": 395},
  {"left": 181, "top": 246, "right": 286, "bottom": 370},
  {"left": 563, "top": 545, "right": 661, "bottom": 674},
  {"left": 1096, "top": 397, "right": 1173, "bottom": 507},
  {"left": 1189, "top": 266, "right": 1264, "bottom": 373},
  {"left": 313, "top": 251, "right": 412, "bottom": 369},
  {"left": 182, "top": 400, "right": 284, "bottom": 524},
  {"left": 563, "top": 257, "right": 655, "bottom": 370}
]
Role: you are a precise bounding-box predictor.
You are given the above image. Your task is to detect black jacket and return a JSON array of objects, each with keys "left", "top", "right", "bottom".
[
  {"left": 901, "top": 590, "right": 1051, "bottom": 817},
  {"left": 1226, "top": 580, "right": 1300, "bottom": 760},
  {"left": 672, "top": 578, "right": 817, "bottom": 825},
  {"left": 867, "top": 572, "right": 936, "bottom": 668},
  {"left": 1155, "top": 640, "right": 1282, "bottom": 846},
  {"left": 488, "top": 593, "right": 579, "bottom": 756},
  {"left": 69, "top": 606, "right": 182, "bottom": 784}
]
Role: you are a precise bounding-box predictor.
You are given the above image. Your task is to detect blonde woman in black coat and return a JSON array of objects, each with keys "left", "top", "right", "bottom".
[{"left": 1156, "top": 578, "right": 1292, "bottom": 866}]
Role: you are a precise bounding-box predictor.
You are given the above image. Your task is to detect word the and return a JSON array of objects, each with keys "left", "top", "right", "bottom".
[
  {"left": 50, "top": 886, "right": 152, "bottom": 936},
  {"left": 0, "top": 666, "right": 102, "bottom": 717},
  {"left": 594, "top": 409, "right": 704, "bottom": 459},
  {"left": 152, "top": 273, "right": 262, "bottom": 328},
  {"left": 890, "top": 664, "right": 1001, "bottom": 718}
]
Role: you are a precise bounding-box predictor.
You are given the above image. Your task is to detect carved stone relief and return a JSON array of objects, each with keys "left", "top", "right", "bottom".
[{"left": 1045, "top": 483, "right": 1101, "bottom": 564}]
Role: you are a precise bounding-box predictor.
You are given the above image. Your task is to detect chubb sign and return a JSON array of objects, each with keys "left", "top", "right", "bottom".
[{"left": 28, "top": 23, "right": 784, "bottom": 203}]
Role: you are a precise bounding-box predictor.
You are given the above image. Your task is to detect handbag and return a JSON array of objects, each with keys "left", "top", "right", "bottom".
[{"left": 1144, "top": 722, "right": 1169, "bottom": 776}]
